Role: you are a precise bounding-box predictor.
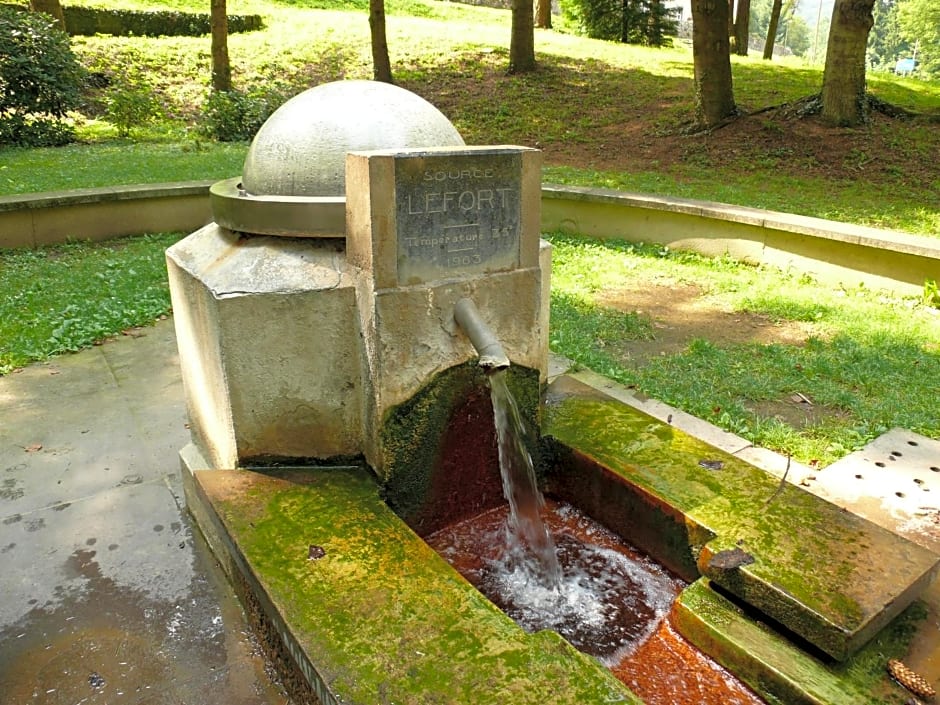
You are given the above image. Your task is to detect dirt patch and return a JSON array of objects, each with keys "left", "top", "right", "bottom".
[{"left": 596, "top": 279, "right": 814, "bottom": 367}]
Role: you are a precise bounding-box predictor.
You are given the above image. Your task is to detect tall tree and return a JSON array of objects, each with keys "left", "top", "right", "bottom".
[
  {"left": 369, "top": 0, "right": 393, "bottom": 82},
  {"left": 820, "top": 0, "right": 874, "bottom": 126},
  {"left": 508, "top": 0, "right": 536, "bottom": 73},
  {"left": 733, "top": 0, "right": 751, "bottom": 55},
  {"left": 897, "top": 0, "right": 940, "bottom": 78},
  {"left": 29, "top": 0, "right": 65, "bottom": 31},
  {"left": 536, "top": 0, "right": 552, "bottom": 29},
  {"left": 762, "top": 0, "right": 783, "bottom": 58},
  {"left": 210, "top": 0, "right": 231, "bottom": 91},
  {"left": 691, "top": 0, "right": 737, "bottom": 126}
]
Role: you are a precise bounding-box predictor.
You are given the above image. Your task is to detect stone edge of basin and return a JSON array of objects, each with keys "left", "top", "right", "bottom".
[
  {"left": 178, "top": 443, "right": 642, "bottom": 705},
  {"left": 3, "top": 182, "right": 938, "bottom": 298}
]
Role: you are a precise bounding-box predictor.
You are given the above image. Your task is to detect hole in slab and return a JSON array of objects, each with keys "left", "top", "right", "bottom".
[
  {"left": 854, "top": 474, "right": 863, "bottom": 480},
  {"left": 932, "top": 466, "right": 940, "bottom": 472},
  {"left": 907, "top": 440, "right": 919, "bottom": 446},
  {"left": 875, "top": 462, "right": 886, "bottom": 468},
  {"left": 913, "top": 478, "right": 924, "bottom": 485},
  {"left": 895, "top": 491, "right": 905, "bottom": 498},
  {"left": 890, "top": 451, "right": 903, "bottom": 457},
  {"left": 888, "top": 456, "right": 897, "bottom": 462}
]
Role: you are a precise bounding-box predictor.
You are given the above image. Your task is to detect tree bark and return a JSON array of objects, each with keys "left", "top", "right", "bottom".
[
  {"left": 692, "top": 0, "right": 737, "bottom": 127},
  {"left": 821, "top": 0, "right": 875, "bottom": 126},
  {"left": 29, "top": 0, "right": 66, "bottom": 31},
  {"left": 535, "top": 0, "right": 552, "bottom": 29},
  {"left": 508, "top": 0, "right": 537, "bottom": 73},
  {"left": 763, "top": 0, "right": 783, "bottom": 59},
  {"left": 369, "top": 0, "right": 393, "bottom": 83},
  {"left": 210, "top": 0, "right": 231, "bottom": 92},
  {"left": 733, "top": 0, "right": 750, "bottom": 55}
]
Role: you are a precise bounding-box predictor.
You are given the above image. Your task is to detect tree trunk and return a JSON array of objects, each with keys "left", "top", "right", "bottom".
[
  {"left": 210, "top": 0, "right": 231, "bottom": 92},
  {"left": 692, "top": 0, "right": 737, "bottom": 127},
  {"left": 370, "top": 0, "right": 393, "bottom": 83},
  {"left": 535, "top": 0, "right": 552, "bottom": 29},
  {"left": 508, "top": 0, "right": 537, "bottom": 73},
  {"left": 763, "top": 0, "right": 783, "bottom": 59},
  {"left": 733, "top": 0, "right": 750, "bottom": 55},
  {"left": 727, "top": 0, "right": 735, "bottom": 37},
  {"left": 29, "top": 0, "right": 66, "bottom": 31},
  {"left": 821, "top": 0, "right": 874, "bottom": 126}
]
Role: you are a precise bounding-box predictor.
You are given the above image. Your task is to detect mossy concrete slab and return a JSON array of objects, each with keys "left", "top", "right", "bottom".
[
  {"left": 185, "top": 457, "right": 638, "bottom": 705},
  {"left": 542, "top": 376, "right": 939, "bottom": 661},
  {"left": 673, "top": 579, "right": 927, "bottom": 705}
]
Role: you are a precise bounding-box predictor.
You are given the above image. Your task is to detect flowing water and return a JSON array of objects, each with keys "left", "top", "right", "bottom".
[
  {"left": 424, "top": 370, "right": 766, "bottom": 704},
  {"left": 488, "top": 369, "right": 563, "bottom": 589}
]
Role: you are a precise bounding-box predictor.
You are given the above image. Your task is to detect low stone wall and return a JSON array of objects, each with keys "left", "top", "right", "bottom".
[
  {"left": 541, "top": 184, "right": 940, "bottom": 296},
  {"left": 0, "top": 182, "right": 213, "bottom": 249},
  {"left": 2, "top": 181, "right": 936, "bottom": 296}
]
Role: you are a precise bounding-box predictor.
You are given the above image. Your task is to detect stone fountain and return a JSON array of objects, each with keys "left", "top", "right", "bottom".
[{"left": 167, "top": 80, "right": 939, "bottom": 705}]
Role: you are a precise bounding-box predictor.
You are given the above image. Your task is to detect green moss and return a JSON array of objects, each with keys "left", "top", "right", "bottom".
[
  {"left": 542, "top": 376, "right": 939, "bottom": 661},
  {"left": 675, "top": 580, "right": 928, "bottom": 705},
  {"left": 199, "top": 467, "right": 639, "bottom": 704},
  {"left": 380, "top": 362, "right": 541, "bottom": 527}
]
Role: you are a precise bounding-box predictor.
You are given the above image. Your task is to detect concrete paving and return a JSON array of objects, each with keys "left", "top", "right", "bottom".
[{"left": 0, "top": 319, "right": 287, "bottom": 705}]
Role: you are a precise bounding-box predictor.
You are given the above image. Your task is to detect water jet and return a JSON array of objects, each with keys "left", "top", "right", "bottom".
[{"left": 168, "top": 80, "right": 939, "bottom": 705}]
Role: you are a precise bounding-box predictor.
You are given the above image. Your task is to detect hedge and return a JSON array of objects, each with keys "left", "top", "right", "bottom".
[{"left": 0, "top": 5, "right": 264, "bottom": 36}]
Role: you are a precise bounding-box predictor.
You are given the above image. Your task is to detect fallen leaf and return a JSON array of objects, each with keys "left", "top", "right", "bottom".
[{"left": 24, "top": 443, "right": 42, "bottom": 452}]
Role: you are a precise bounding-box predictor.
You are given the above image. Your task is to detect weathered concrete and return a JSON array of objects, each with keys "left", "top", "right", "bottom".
[
  {"left": 4, "top": 182, "right": 936, "bottom": 299},
  {"left": 542, "top": 375, "right": 940, "bottom": 661},
  {"left": 541, "top": 185, "right": 940, "bottom": 296},
  {"left": 673, "top": 579, "right": 928, "bottom": 705},
  {"left": 181, "top": 454, "right": 639, "bottom": 705},
  {"left": 0, "top": 319, "right": 286, "bottom": 704},
  {"left": 166, "top": 225, "right": 363, "bottom": 469},
  {"left": 0, "top": 181, "right": 213, "bottom": 249}
]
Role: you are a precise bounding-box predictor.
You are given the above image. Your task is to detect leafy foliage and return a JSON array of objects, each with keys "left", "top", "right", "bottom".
[
  {"left": 563, "top": 0, "right": 677, "bottom": 46},
  {"left": 104, "top": 74, "right": 163, "bottom": 137},
  {"left": 0, "top": 6, "right": 83, "bottom": 146},
  {"left": 0, "top": 233, "right": 182, "bottom": 374},
  {"left": 62, "top": 6, "right": 264, "bottom": 37},
  {"left": 198, "top": 86, "right": 289, "bottom": 142}
]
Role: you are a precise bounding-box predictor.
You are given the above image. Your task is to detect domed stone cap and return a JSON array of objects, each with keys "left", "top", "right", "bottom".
[{"left": 241, "top": 80, "right": 466, "bottom": 198}]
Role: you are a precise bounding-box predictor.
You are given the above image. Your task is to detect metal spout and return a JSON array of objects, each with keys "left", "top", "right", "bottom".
[{"left": 454, "top": 298, "right": 511, "bottom": 371}]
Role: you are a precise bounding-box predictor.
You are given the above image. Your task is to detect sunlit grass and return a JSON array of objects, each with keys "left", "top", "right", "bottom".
[
  {"left": 548, "top": 233, "right": 940, "bottom": 466},
  {"left": 0, "top": 233, "right": 184, "bottom": 374}
]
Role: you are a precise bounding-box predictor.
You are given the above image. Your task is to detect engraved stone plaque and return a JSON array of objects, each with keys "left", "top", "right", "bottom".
[{"left": 395, "top": 151, "right": 522, "bottom": 285}]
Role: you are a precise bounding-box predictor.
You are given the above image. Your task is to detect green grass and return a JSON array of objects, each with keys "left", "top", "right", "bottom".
[
  {"left": 548, "top": 233, "right": 940, "bottom": 466},
  {"left": 0, "top": 233, "right": 182, "bottom": 374},
  {"left": 1, "top": 0, "right": 937, "bottom": 236}
]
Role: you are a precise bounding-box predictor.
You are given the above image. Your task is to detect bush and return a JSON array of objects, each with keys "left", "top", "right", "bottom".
[
  {"left": 62, "top": 7, "right": 264, "bottom": 37},
  {"left": 0, "top": 6, "right": 83, "bottom": 146},
  {"left": 104, "top": 77, "right": 163, "bottom": 137},
  {"left": 563, "top": 0, "right": 677, "bottom": 46},
  {"left": 198, "top": 87, "right": 287, "bottom": 142}
]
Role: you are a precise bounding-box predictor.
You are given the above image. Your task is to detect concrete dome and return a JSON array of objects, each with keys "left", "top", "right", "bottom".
[{"left": 241, "top": 80, "right": 465, "bottom": 198}]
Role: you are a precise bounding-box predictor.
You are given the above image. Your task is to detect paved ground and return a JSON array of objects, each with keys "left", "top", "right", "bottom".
[{"left": 0, "top": 319, "right": 287, "bottom": 705}]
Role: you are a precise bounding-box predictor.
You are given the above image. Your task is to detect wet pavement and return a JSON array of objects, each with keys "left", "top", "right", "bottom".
[{"left": 0, "top": 319, "right": 287, "bottom": 704}]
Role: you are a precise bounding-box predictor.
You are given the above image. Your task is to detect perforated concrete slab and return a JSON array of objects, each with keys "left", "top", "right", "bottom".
[{"left": 802, "top": 429, "right": 940, "bottom": 553}]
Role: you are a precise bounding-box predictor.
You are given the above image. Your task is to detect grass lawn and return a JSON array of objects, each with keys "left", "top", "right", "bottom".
[
  {"left": 2, "top": 0, "right": 938, "bottom": 464},
  {"left": 2, "top": 232, "right": 937, "bottom": 467},
  {"left": 1, "top": 0, "right": 938, "bottom": 235}
]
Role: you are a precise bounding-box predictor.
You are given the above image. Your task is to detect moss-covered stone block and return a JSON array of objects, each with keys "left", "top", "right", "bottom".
[
  {"left": 542, "top": 375, "right": 939, "bottom": 661},
  {"left": 673, "top": 579, "right": 927, "bottom": 705},
  {"left": 191, "top": 465, "right": 638, "bottom": 704}
]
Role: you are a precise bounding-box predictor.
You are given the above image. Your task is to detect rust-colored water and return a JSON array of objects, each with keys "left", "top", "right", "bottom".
[{"left": 425, "top": 499, "right": 765, "bottom": 705}]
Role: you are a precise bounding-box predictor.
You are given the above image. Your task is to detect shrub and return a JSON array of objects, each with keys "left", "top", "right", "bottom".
[
  {"left": 0, "top": 6, "right": 83, "bottom": 146},
  {"left": 62, "top": 7, "right": 264, "bottom": 37},
  {"left": 198, "top": 86, "right": 288, "bottom": 142},
  {"left": 104, "top": 77, "right": 163, "bottom": 137}
]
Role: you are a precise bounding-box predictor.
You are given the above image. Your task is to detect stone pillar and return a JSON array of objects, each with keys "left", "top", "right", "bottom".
[{"left": 345, "top": 146, "right": 549, "bottom": 482}]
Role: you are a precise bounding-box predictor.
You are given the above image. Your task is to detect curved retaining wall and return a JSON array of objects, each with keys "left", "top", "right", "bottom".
[{"left": 2, "top": 181, "right": 937, "bottom": 296}]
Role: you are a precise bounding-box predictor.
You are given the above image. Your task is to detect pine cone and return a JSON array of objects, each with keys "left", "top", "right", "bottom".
[{"left": 888, "top": 659, "right": 936, "bottom": 701}]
